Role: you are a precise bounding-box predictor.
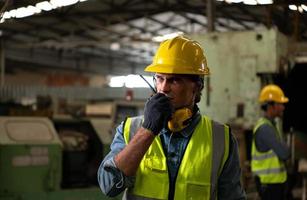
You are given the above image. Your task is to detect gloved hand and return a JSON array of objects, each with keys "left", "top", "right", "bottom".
[{"left": 142, "top": 93, "right": 172, "bottom": 135}]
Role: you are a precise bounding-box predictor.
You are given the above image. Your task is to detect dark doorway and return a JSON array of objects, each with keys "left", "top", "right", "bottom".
[{"left": 283, "top": 63, "right": 307, "bottom": 133}]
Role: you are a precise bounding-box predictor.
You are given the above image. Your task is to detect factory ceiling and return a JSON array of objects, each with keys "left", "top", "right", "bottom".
[{"left": 0, "top": 0, "right": 307, "bottom": 75}]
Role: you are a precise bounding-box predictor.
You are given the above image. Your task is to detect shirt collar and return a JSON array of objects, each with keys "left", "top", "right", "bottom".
[{"left": 264, "top": 116, "right": 276, "bottom": 126}]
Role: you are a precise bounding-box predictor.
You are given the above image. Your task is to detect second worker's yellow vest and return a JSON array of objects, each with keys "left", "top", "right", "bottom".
[
  {"left": 251, "top": 117, "right": 287, "bottom": 184},
  {"left": 123, "top": 115, "right": 229, "bottom": 200}
]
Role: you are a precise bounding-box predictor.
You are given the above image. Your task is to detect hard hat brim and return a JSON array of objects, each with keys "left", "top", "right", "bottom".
[
  {"left": 259, "top": 97, "right": 289, "bottom": 103},
  {"left": 279, "top": 97, "right": 289, "bottom": 103},
  {"left": 144, "top": 64, "right": 209, "bottom": 75}
]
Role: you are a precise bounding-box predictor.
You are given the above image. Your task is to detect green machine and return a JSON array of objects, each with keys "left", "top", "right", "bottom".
[{"left": 0, "top": 116, "right": 120, "bottom": 200}]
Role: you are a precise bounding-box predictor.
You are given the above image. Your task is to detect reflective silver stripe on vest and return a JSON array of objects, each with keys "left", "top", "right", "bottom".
[
  {"left": 252, "top": 152, "right": 276, "bottom": 160},
  {"left": 128, "top": 116, "right": 143, "bottom": 140},
  {"left": 125, "top": 117, "right": 151, "bottom": 200},
  {"left": 210, "top": 120, "right": 226, "bottom": 200},
  {"left": 253, "top": 167, "right": 286, "bottom": 175}
]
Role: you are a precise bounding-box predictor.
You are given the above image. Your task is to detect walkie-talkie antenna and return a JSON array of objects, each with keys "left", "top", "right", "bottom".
[{"left": 139, "top": 75, "right": 156, "bottom": 93}]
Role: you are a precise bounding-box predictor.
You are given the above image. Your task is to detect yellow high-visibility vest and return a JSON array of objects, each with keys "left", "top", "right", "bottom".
[
  {"left": 251, "top": 117, "right": 287, "bottom": 184},
  {"left": 123, "top": 116, "right": 229, "bottom": 200}
]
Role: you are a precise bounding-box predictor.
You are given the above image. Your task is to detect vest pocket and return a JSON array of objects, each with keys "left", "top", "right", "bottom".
[
  {"left": 186, "top": 182, "right": 210, "bottom": 200},
  {"left": 144, "top": 156, "right": 167, "bottom": 172}
]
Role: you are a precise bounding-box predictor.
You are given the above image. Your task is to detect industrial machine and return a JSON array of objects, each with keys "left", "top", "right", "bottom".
[
  {"left": 192, "top": 29, "right": 289, "bottom": 127},
  {"left": 0, "top": 116, "right": 120, "bottom": 200},
  {"left": 0, "top": 99, "right": 145, "bottom": 200}
]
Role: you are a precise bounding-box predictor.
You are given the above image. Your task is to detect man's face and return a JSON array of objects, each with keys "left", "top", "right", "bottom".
[
  {"left": 272, "top": 103, "right": 285, "bottom": 118},
  {"left": 155, "top": 73, "right": 197, "bottom": 109}
]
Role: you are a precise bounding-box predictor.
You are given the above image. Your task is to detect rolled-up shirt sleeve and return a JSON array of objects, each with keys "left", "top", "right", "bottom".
[
  {"left": 218, "top": 132, "right": 246, "bottom": 200},
  {"left": 97, "top": 122, "right": 135, "bottom": 197}
]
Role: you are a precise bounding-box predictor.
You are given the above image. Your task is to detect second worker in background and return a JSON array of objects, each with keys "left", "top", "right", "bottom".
[{"left": 251, "top": 84, "right": 291, "bottom": 200}]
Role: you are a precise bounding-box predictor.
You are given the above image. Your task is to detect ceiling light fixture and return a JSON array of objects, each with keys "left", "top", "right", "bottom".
[
  {"left": 289, "top": 5, "right": 298, "bottom": 11},
  {"left": 217, "top": 0, "right": 273, "bottom": 4},
  {"left": 257, "top": 0, "right": 273, "bottom": 5},
  {"left": 231, "top": 0, "right": 243, "bottom": 3},
  {"left": 0, "top": 0, "right": 88, "bottom": 23},
  {"left": 50, "top": 0, "right": 79, "bottom": 7},
  {"left": 243, "top": 0, "right": 257, "bottom": 5},
  {"left": 35, "top": 1, "right": 54, "bottom": 11}
]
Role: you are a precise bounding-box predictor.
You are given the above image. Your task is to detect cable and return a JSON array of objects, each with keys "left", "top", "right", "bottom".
[{"left": 139, "top": 74, "right": 156, "bottom": 93}]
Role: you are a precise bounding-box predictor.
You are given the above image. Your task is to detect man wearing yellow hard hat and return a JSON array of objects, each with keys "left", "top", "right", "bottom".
[
  {"left": 251, "top": 84, "right": 291, "bottom": 200},
  {"left": 98, "top": 36, "right": 245, "bottom": 199}
]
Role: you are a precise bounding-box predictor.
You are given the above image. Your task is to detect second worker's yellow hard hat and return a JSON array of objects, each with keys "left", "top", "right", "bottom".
[{"left": 259, "top": 84, "right": 289, "bottom": 103}]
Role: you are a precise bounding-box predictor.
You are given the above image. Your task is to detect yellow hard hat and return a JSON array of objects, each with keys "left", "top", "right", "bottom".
[
  {"left": 144, "top": 36, "right": 210, "bottom": 75},
  {"left": 259, "top": 84, "right": 289, "bottom": 103}
]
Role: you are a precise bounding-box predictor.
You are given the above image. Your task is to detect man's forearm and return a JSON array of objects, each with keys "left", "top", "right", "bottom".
[{"left": 114, "top": 127, "right": 156, "bottom": 176}]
